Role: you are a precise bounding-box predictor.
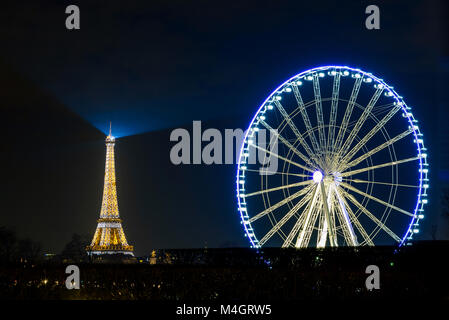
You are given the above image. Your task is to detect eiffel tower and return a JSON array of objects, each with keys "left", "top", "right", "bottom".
[{"left": 86, "top": 124, "right": 134, "bottom": 256}]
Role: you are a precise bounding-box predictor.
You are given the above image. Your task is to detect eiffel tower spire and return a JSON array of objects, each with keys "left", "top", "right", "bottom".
[{"left": 86, "top": 126, "right": 134, "bottom": 256}]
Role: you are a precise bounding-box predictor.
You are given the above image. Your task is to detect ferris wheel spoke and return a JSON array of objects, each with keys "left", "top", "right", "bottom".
[
  {"left": 340, "top": 105, "right": 402, "bottom": 166},
  {"left": 339, "top": 182, "right": 414, "bottom": 217},
  {"left": 337, "top": 87, "right": 384, "bottom": 160},
  {"left": 373, "top": 102, "right": 397, "bottom": 110},
  {"left": 259, "top": 119, "right": 315, "bottom": 168},
  {"left": 341, "top": 128, "right": 413, "bottom": 171},
  {"left": 313, "top": 73, "right": 327, "bottom": 152},
  {"left": 340, "top": 156, "right": 420, "bottom": 177},
  {"left": 333, "top": 76, "right": 363, "bottom": 154},
  {"left": 291, "top": 84, "right": 322, "bottom": 157},
  {"left": 327, "top": 70, "right": 340, "bottom": 154},
  {"left": 282, "top": 219, "right": 302, "bottom": 247},
  {"left": 334, "top": 187, "right": 359, "bottom": 246},
  {"left": 281, "top": 189, "right": 317, "bottom": 248},
  {"left": 243, "top": 180, "right": 313, "bottom": 198},
  {"left": 273, "top": 99, "right": 319, "bottom": 162},
  {"left": 250, "top": 142, "right": 315, "bottom": 173},
  {"left": 338, "top": 190, "right": 374, "bottom": 246},
  {"left": 295, "top": 187, "right": 321, "bottom": 248},
  {"left": 299, "top": 203, "right": 322, "bottom": 248},
  {"left": 344, "top": 178, "right": 418, "bottom": 188},
  {"left": 243, "top": 168, "right": 310, "bottom": 178},
  {"left": 340, "top": 188, "right": 401, "bottom": 242},
  {"left": 248, "top": 184, "right": 314, "bottom": 223},
  {"left": 371, "top": 102, "right": 397, "bottom": 117},
  {"left": 258, "top": 189, "right": 314, "bottom": 246}
]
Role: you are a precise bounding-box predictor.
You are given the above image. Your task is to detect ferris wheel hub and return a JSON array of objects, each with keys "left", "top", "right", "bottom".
[
  {"left": 333, "top": 172, "right": 343, "bottom": 186},
  {"left": 312, "top": 171, "right": 323, "bottom": 183}
]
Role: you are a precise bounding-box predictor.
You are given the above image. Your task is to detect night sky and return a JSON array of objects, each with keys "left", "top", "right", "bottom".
[{"left": 0, "top": 1, "right": 448, "bottom": 256}]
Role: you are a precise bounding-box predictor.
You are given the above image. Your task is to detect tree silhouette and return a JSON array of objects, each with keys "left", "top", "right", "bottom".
[
  {"left": 0, "top": 226, "right": 17, "bottom": 263},
  {"left": 17, "top": 238, "right": 41, "bottom": 261},
  {"left": 61, "top": 233, "right": 90, "bottom": 262}
]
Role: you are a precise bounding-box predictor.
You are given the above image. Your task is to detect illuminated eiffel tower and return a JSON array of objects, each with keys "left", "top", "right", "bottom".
[{"left": 86, "top": 124, "right": 134, "bottom": 256}]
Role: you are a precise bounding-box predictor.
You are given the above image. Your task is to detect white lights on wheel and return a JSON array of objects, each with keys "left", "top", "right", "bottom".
[{"left": 313, "top": 171, "right": 323, "bottom": 183}]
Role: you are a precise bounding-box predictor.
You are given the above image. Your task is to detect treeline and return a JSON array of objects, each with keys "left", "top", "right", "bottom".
[
  {"left": 0, "top": 226, "right": 92, "bottom": 264},
  {"left": 0, "top": 226, "right": 41, "bottom": 264}
]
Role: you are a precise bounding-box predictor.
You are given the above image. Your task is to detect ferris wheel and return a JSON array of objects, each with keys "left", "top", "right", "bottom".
[{"left": 236, "top": 66, "right": 428, "bottom": 248}]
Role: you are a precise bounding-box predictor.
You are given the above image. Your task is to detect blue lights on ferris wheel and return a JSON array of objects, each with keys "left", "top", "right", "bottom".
[{"left": 236, "top": 65, "right": 429, "bottom": 249}]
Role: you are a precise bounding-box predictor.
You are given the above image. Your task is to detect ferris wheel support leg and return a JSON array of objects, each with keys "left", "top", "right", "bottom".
[
  {"left": 317, "top": 218, "right": 328, "bottom": 248},
  {"left": 334, "top": 187, "right": 359, "bottom": 246},
  {"left": 319, "top": 181, "right": 337, "bottom": 247},
  {"left": 295, "top": 187, "right": 320, "bottom": 248}
]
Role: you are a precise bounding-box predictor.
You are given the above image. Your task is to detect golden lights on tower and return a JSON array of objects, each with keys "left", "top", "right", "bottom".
[{"left": 86, "top": 125, "right": 134, "bottom": 256}]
